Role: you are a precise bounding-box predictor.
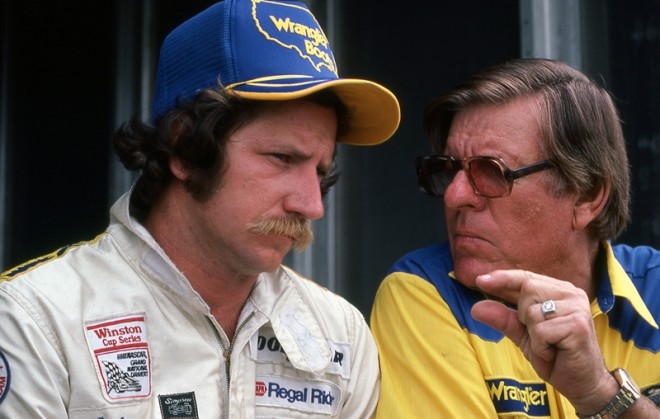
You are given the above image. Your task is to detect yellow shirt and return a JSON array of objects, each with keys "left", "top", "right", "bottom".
[{"left": 371, "top": 242, "right": 660, "bottom": 418}]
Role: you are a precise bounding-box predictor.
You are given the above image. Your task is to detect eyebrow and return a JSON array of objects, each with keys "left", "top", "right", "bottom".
[{"left": 271, "top": 143, "right": 334, "bottom": 173}]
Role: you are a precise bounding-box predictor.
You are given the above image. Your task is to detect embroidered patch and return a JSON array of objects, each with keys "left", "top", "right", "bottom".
[
  {"left": 255, "top": 374, "right": 341, "bottom": 416},
  {"left": 85, "top": 314, "right": 151, "bottom": 401},
  {"left": 0, "top": 350, "right": 10, "bottom": 404},
  {"left": 485, "top": 378, "right": 550, "bottom": 416},
  {"left": 158, "top": 392, "right": 199, "bottom": 419},
  {"left": 254, "top": 326, "right": 351, "bottom": 379}
]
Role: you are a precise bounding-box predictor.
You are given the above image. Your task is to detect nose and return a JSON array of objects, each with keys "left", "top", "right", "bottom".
[
  {"left": 284, "top": 170, "right": 325, "bottom": 221},
  {"left": 443, "top": 169, "right": 485, "bottom": 211}
]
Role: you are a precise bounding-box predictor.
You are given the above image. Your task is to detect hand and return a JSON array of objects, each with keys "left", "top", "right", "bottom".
[{"left": 470, "top": 269, "right": 619, "bottom": 413}]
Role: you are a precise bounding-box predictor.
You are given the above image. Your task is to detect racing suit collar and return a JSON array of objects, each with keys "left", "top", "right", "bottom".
[
  {"left": 110, "top": 192, "right": 333, "bottom": 375},
  {"left": 249, "top": 268, "right": 333, "bottom": 375},
  {"left": 109, "top": 192, "right": 211, "bottom": 313}
]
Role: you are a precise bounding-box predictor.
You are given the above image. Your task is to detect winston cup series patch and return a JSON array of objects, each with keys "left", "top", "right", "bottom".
[
  {"left": 85, "top": 314, "right": 151, "bottom": 401},
  {"left": 0, "top": 350, "right": 10, "bottom": 404}
]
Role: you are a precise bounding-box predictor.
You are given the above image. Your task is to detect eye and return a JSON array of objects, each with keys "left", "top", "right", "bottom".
[{"left": 270, "top": 153, "right": 291, "bottom": 163}]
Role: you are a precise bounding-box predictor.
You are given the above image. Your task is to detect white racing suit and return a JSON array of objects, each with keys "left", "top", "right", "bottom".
[{"left": 0, "top": 192, "right": 379, "bottom": 418}]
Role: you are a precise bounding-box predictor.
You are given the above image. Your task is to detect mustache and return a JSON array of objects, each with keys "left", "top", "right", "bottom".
[{"left": 247, "top": 216, "right": 314, "bottom": 251}]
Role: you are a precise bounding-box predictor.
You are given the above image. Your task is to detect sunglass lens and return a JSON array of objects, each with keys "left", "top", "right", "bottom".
[
  {"left": 469, "top": 159, "right": 508, "bottom": 197},
  {"left": 416, "top": 157, "right": 456, "bottom": 196}
]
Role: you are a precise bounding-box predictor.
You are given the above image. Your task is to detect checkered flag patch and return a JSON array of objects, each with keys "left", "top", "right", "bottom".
[{"left": 103, "top": 361, "right": 124, "bottom": 382}]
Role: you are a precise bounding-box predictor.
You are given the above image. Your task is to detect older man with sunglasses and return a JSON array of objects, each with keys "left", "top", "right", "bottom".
[{"left": 371, "top": 59, "right": 660, "bottom": 418}]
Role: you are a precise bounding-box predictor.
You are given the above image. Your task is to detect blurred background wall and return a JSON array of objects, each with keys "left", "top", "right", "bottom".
[{"left": 1, "top": 0, "right": 658, "bottom": 317}]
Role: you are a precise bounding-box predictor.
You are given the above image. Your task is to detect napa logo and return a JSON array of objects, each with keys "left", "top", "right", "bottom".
[{"left": 486, "top": 378, "right": 550, "bottom": 416}]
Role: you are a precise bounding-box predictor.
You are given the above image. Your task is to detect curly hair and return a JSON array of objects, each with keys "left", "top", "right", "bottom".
[{"left": 113, "top": 88, "right": 348, "bottom": 220}]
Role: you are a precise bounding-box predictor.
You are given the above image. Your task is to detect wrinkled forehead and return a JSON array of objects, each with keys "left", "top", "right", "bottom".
[{"left": 444, "top": 98, "right": 545, "bottom": 161}]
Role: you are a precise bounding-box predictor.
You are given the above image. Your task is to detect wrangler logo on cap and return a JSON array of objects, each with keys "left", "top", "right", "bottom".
[{"left": 253, "top": 0, "right": 336, "bottom": 74}]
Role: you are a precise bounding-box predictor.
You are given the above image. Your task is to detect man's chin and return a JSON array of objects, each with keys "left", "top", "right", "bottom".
[{"left": 453, "top": 258, "right": 492, "bottom": 289}]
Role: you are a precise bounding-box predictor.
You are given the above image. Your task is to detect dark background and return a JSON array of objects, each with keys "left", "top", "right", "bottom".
[{"left": 1, "top": 0, "right": 658, "bottom": 317}]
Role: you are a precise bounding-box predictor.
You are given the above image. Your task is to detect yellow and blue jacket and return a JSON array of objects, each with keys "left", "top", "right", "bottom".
[{"left": 371, "top": 241, "right": 660, "bottom": 418}]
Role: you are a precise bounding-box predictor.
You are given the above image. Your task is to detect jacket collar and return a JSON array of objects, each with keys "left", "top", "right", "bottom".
[
  {"left": 110, "top": 191, "right": 332, "bottom": 374},
  {"left": 597, "top": 241, "right": 658, "bottom": 329},
  {"left": 248, "top": 267, "right": 332, "bottom": 374}
]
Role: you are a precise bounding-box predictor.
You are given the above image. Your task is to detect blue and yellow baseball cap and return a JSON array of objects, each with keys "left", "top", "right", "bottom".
[{"left": 151, "top": 0, "right": 400, "bottom": 145}]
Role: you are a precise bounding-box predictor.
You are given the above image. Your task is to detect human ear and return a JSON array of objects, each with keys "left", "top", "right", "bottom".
[
  {"left": 572, "top": 180, "right": 610, "bottom": 230},
  {"left": 169, "top": 157, "right": 189, "bottom": 181},
  {"left": 167, "top": 116, "right": 192, "bottom": 181}
]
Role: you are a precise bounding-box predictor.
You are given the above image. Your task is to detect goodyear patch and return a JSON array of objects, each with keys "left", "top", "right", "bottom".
[
  {"left": 253, "top": 326, "right": 351, "bottom": 379},
  {"left": 486, "top": 378, "right": 550, "bottom": 416},
  {"left": 0, "top": 350, "right": 10, "bottom": 404},
  {"left": 255, "top": 375, "right": 340, "bottom": 416},
  {"left": 85, "top": 313, "right": 151, "bottom": 401}
]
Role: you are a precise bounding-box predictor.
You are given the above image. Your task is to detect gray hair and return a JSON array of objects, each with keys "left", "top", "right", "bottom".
[{"left": 423, "top": 58, "right": 630, "bottom": 240}]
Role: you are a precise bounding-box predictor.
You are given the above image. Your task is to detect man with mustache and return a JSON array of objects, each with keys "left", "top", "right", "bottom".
[
  {"left": 371, "top": 59, "right": 660, "bottom": 418},
  {"left": 0, "top": 1, "right": 399, "bottom": 417}
]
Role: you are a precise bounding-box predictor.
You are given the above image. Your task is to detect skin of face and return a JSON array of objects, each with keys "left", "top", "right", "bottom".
[
  {"left": 443, "top": 97, "right": 583, "bottom": 289},
  {"left": 169, "top": 100, "right": 337, "bottom": 281}
]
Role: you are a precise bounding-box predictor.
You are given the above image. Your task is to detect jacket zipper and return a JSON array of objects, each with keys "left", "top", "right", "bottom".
[{"left": 207, "top": 311, "right": 256, "bottom": 416}]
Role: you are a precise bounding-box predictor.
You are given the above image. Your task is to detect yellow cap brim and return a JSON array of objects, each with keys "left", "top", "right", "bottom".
[{"left": 229, "top": 78, "right": 401, "bottom": 146}]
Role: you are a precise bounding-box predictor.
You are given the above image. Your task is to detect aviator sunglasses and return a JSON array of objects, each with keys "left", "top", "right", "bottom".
[{"left": 415, "top": 155, "right": 555, "bottom": 198}]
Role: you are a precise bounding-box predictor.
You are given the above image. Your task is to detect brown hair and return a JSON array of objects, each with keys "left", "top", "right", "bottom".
[{"left": 113, "top": 87, "right": 348, "bottom": 220}]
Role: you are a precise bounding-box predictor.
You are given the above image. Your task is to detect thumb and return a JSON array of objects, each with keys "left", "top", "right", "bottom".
[{"left": 472, "top": 300, "right": 525, "bottom": 346}]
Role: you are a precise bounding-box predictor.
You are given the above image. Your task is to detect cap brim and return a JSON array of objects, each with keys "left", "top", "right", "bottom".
[{"left": 228, "top": 78, "right": 400, "bottom": 146}]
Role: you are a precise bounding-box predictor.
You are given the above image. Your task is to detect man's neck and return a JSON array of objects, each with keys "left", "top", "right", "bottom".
[
  {"left": 187, "top": 266, "right": 256, "bottom": 341},
  {"left": 142, "top": 192, "right": 258, "bottom": 341}
]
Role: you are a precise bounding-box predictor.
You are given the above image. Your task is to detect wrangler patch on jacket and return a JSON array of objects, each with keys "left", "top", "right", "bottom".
[{"left": 486, "top": 378, "right": 550, "bottom": 416}]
